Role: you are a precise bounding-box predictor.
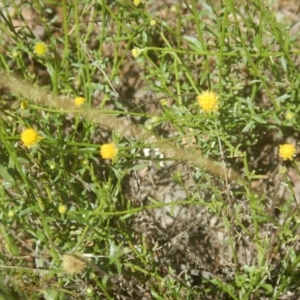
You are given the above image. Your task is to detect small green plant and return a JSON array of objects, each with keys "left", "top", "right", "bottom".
[{"left": 0, "top": 0, "right": 300, "bottom": 299}]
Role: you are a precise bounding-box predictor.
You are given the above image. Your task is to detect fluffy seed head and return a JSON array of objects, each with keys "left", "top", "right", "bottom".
[{"left": 62, "top": 253, "right": 87, "bottom": 275}]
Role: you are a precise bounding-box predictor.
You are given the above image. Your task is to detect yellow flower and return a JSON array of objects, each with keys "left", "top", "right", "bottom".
[
  {"left": 8, "top": 210, "right": 14, "bottom": 218},
  {"left": 34, "top": 42, "right": 47, "bottom": 56},
  {"left": 285, "top": 111, "right": 295, "bottom": 121},
  {"left": 62, "top": 253, "right": 87, "bottom": 275},
  {"left": 133, "top": 0, "right": 141, "bottom": 6},
  {"left": 49, "top": 162, "right": 56, "bottom": 170},
  {"left": 81, "top": 158, "right": 88, "bottom": 166},
  {"left": 74, "top": 96, "right": 85, "bottom": 107},
  {"left": 21, "top": 128, "right": 41, "bottom": 148},
  {"left": 131, "top": 48, "right": 142, "bottom": 58},
  {"left": 100, "top": 143, "right": 118, "bottom": 160},
  {"left": 160, "top": 99, "right": 167, "bottom": 106},
  {"left": 279, "top": 144, "right": 296, "bottom": 161},
  {"left": 20, "top": 100, "right": 28, "bottom": 109},
  {"left": 197, "top": 90, "right": 219, "bottom": 113},
  {"left": 58, "top": 205, "right": 67, "bottom": 214},
  {"left": 150, "top": 19, "right": 156, "bottom": 26}
]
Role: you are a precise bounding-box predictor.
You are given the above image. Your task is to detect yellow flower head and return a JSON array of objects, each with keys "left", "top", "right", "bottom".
[
  {"left": 8, "top": 210, "right": 14, "bottom": 218},
  {"left": 21, "top": 128, "right": 42, "bottom": 148},
  {"left": 58, "top": 205, "right": 67, "bottom": 214},
  {"left": 20, "top": 100, "right": 28, "bottom": 109},
  {"left": 197, "top": 90, "right": 219, "bottom": 113},
  {"left": 34, "top": 42, "right": 47, "bottom": 56},
  {"left": 279, "top": 144, "right": 296, "bottom": 161},
  {"left": 133, "top": 0, "right": 141, "bottom": 6},
  {"left": 100, "top": 143, "right": 118, "bottom": 160},
  {"left": 74, "top": 96, "right": 85, "bottom": 107},
  {"left": 62, "top": 253, "right": 87, "bottom": 275},
  {"left": 285, "top": 111, "right": 295, "bottom": 121},
  {"left": 131, "top": 48, "right": 143, "bottom": 58},
  {"left": 150, "top": 19, "right": 156, "bottom": 26},
  {"left": 160, "top": 99, "right": 167, "bottom": 106}
]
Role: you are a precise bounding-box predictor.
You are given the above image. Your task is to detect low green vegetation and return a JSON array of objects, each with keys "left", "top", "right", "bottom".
[{"left": 0, "top": 0, "right": 300, "bottom": 299}]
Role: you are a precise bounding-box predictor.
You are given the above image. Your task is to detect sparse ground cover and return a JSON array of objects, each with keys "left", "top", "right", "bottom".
[{"left": 0, "top": 0, "right": 300, "bottom": 299}]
